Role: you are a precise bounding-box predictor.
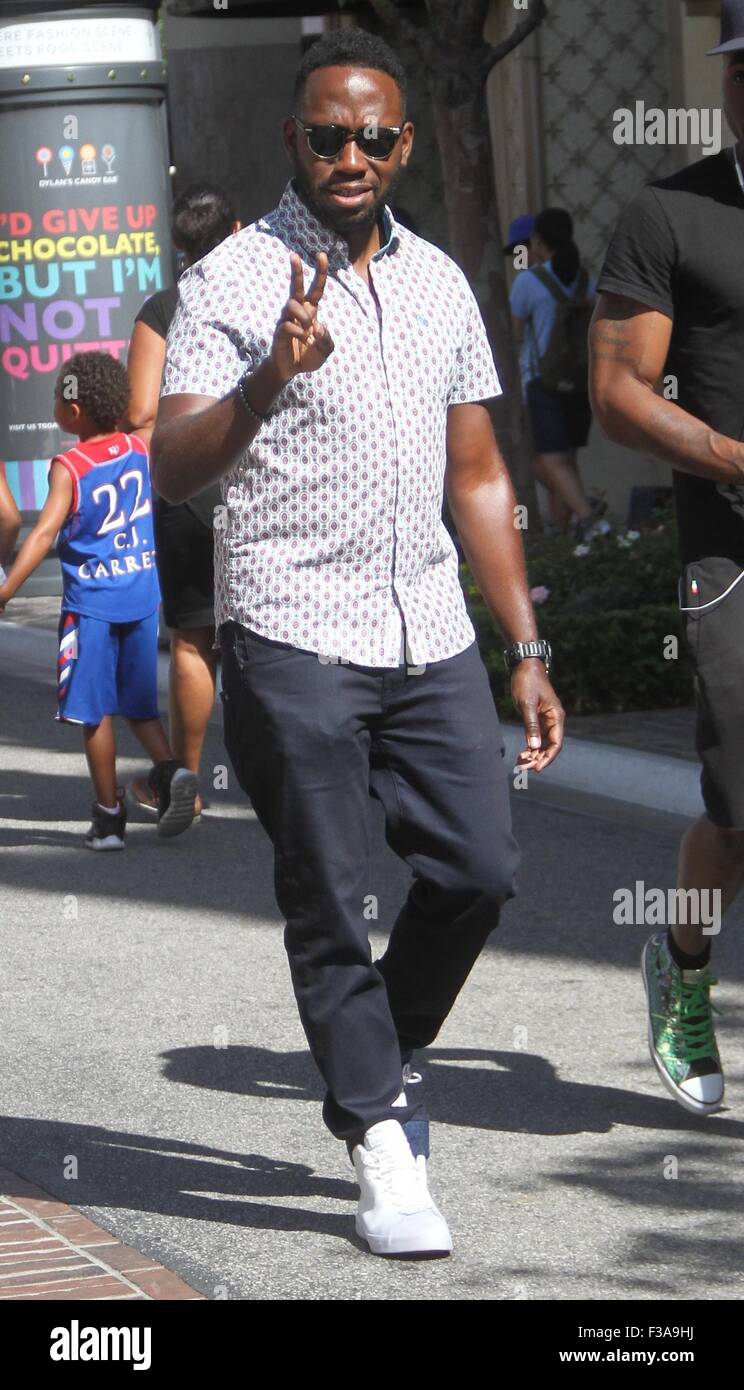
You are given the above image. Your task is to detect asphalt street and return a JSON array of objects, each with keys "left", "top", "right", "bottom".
[{"left": 1, "top": 645, "right": 743, "bottom": 1302}]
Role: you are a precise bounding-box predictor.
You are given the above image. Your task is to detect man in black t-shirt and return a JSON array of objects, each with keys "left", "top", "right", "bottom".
[{"left": 590, "top": 1, "right": 744, "bottom": 1120}]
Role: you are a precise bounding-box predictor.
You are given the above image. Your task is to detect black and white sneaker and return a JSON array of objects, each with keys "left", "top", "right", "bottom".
[
  {"left": 148, "top": 760, "right": 198, "bottom": 838},
  {"left": 85, "top": 799, "right": 127, "bottom": 851}
]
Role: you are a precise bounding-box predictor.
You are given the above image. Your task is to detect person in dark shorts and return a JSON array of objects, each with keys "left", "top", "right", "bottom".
[
  {"left": 589, "top": 0, "right": 744, "bottom": 1118},
  {"left": 511, "top": 208, "right": 598, "bottom": 533},
  {"left": 125, "top": 184, "right": 240, "bottom": 816}
]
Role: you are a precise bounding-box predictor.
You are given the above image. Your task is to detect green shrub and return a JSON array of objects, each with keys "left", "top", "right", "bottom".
[{"left": 464, "top": 522, "right": 695, "bottom": 716}]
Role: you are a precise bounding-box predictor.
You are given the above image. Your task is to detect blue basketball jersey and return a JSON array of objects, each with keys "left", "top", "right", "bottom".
[{"left": 55, "top": 432, "right": 160, "bottom": 622}]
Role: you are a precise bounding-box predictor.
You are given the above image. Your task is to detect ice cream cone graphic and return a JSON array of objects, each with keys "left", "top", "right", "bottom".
[
  {"left": 59, "top": 144, "right": 74, "bottom": 175},
  {"left": 36, "top": 145, "right": 52, "bottom": 177}
]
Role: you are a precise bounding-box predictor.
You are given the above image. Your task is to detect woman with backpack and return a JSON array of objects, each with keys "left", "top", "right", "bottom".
[{"left": 510, "top": 207, "right": 600, "bottom": 536}]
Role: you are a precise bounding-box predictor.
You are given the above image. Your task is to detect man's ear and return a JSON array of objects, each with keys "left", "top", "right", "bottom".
[
  {"left": 282, "top": 115, "right": 299, "bottom": 165},
  {"left": 400, "top": 122, "right": 414, "bottom": 168}
]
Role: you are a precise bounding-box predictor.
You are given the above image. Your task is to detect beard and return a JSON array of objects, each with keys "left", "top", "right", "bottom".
[{"left": 293, "top": 162, "right": 404, "bottom": 238}]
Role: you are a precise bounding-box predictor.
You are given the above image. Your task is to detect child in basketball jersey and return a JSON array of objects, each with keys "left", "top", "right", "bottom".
[{"left": 0, "top": 351, "right": 197, "bottom": 849}]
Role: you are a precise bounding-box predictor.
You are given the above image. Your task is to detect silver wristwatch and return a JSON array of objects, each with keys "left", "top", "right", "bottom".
[{"left": 504, "top": 639, "right": 552, "bottom": 674}]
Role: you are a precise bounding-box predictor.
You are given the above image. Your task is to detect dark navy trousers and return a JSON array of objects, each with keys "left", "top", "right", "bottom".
[{"left": 219, "top": 621, "right": 520, "bottom": 1144}]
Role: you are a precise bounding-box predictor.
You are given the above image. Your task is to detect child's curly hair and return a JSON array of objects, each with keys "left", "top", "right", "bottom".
[{"left": 55, "top": 351, "right": 131, "bottom": 432}]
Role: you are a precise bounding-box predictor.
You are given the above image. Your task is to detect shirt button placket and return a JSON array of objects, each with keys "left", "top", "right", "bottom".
[{"left": 371, "top": 266, "right": 407, "bottom": 667}]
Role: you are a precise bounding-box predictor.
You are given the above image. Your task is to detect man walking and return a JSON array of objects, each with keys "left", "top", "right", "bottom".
[
  {"left": 590, "top": 0, "right": 744, "bottom": 1117},
  {"left": 152, "top": 30, "right": 563, "bottom": 1257}
]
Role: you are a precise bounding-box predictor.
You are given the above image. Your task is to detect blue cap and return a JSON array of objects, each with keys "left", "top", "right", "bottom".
[
  {"left": 708, "top": 0, "right": 744, "bottom": 54},
  {"left": 504, "top": 213, "right": 535, "bottom": 254}
]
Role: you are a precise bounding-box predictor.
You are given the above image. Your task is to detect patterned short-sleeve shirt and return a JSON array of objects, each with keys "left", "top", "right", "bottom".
[{"left": 161, "top": 178, "right": 501, "bottom": 666}]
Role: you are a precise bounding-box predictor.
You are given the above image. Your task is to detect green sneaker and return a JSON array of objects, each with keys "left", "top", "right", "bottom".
[{"left": 641, "top": 931, "right": 723, "bottom": 1115}]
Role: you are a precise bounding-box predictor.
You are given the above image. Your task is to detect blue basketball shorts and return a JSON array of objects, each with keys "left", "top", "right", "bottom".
[{"left": 56, "top": 609, "right": 160, "bottom": 727}]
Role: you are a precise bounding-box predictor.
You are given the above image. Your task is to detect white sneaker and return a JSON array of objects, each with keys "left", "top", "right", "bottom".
[{"left": 352, "top": 1119, "right": 452, "bottom": 1258}]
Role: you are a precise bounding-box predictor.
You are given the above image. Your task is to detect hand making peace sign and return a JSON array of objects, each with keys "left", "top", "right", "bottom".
[{"left": 270, "top": 251, "right": 335, "bottom": 383}]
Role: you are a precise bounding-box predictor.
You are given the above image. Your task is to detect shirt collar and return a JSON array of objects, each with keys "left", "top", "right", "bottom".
[{"left": 267, "top": 178, "right": 400, "bottom": 270}]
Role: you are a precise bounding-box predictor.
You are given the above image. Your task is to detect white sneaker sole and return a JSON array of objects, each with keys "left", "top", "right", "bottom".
[
  {"left": 641, "top": 941, "right": 724, "bottom": 1117},
  {"left": 356, "top": 1230, "right": 451, "bottom": 1258},
  {"left": 85, "top": 836, "right": 125, "bottom": 851},
  {"left": 157, "top": 768, "right": 198, "bottom": 838},
  {"left": 355, "top": 1217, "right": 452, "bottom": 1259}
]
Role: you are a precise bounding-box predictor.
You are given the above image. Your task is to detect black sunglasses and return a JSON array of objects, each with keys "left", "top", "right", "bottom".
[{"left": 292, "top": 116, "right": 402, "bottom": 161}]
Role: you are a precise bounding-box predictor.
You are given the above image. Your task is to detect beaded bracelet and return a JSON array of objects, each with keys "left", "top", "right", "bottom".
[{"left": 237, "top": 370, "right": 273, "bottom": 424}]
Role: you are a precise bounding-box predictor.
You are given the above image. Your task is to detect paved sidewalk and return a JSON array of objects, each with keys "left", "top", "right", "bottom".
[
  {"left": 0, "top": 597, "right": 60, "bottom": 631},
  {"left": 0, "top": 1168, "right": 204, "bottom": 1301},
  {"left": 4, "top": 597, "right": 740, "bottom": 1303},
  {"left": 566, "top": 708, "right": 697, "bottom": 763},
  {"left": 1, "top": 644, "right": 743, "bottom": 1302}
]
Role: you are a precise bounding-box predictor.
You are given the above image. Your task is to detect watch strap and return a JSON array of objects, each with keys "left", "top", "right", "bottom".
[{"left": 504, "top": 640, "right": 551, "bottom": 673}]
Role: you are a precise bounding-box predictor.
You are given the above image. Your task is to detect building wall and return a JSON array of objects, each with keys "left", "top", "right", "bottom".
[
  {"left": 671, "top": 0, "right": 725, "bottom": 147},
  {"left": 162, "top": 11, "right": 304, "bottom": 226},
  {"left": 541, "top": 0, "right": 680, "bottom": 521},
  {"left": 538, "top": 0, "right": 681, "bottom": 275},
  {"left": 487, "top": 0, "right": 718, "bottom": 523}
]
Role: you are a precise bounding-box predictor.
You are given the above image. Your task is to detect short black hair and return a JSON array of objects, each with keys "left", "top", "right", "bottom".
[
  {"left": 293, "top": 30, "right": 408, "bottom": 118},
  {"left": 55, "top": 351, "right": 130, "bottom": 433},
  {"left": 171, "top": 182, "right": 236, "bottom": 260}
]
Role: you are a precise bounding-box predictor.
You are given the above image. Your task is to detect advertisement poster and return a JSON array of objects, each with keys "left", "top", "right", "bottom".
[{"left": 0, "top": 100, "right": 172, "bottom": 509}]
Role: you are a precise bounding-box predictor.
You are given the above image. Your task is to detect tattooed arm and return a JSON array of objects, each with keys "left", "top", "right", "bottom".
[{"left": 589, "top": 293, "right": 744, "bottom": 485}]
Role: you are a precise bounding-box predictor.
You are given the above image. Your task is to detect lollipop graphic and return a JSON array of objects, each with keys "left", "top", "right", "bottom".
[
  {"left": 101, "top": 143, "right": 116, "bottom": 174},
  {"left": 58, "top": 144, "right": 74, "bottom": 176},
  {"left": 80, "top": 142, "right": 96, "bottom": 175},
  {"left": 35, "top": 145, "right": 52, "bottom": 177}
]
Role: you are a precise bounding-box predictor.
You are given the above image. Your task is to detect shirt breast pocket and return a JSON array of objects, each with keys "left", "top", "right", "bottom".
[{"left": 400, "top": 307, "right": 454, "bottom": 405}]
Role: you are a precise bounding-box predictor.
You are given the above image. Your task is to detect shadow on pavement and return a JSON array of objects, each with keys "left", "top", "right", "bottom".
[
  {"left": 0, "top": 1115, "right": 358, "bottom": 1255},
  {"left": 2, "top": 1044, "right": 742, "bottom": 1293},
  {"left": 160, "top": 1042, "right": 744, "bottom": 1142}
]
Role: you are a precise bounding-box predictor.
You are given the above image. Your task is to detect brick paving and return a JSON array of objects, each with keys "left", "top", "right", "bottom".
[{"left": 0, "top": 1168, "right": 205, "bottom": 1301}]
